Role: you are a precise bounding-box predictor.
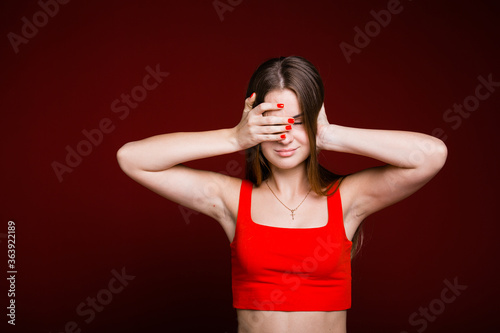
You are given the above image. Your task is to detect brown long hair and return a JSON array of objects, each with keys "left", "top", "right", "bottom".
[{"left": 244, "top": 56, "right": 364, "bottom": 259}]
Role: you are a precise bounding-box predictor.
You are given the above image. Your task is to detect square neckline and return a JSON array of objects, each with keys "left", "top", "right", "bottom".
[{"left": 248, "top": 184, "right": 331, "bottom": 230}]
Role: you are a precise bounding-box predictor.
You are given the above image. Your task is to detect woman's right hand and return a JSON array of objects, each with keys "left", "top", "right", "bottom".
[{"left": 233, "top": 93, "right": 295, "bottom": 150}]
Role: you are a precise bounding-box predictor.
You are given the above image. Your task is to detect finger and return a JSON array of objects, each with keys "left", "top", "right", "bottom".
[
  {"left": 256, "top": 115, "right": 295, "bottom": 126},
  {"left": 256, "top": 124, "right": 292, "bottom": 134},
  {"left": 259, "top": 133, "right": 288, "bottom": 142},
  {"left": 252, "top": 102, "right": 285, "bottom": 115},
  {"left": 244, "top": 92, "right": 256, "bottom": 113}
]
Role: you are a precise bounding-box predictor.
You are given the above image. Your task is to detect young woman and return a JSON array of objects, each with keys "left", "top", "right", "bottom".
[{"left": 116, "top": 56, "right": 447, "bottom": 333}]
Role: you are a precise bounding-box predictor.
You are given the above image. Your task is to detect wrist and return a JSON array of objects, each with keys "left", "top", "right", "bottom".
[
  {"left": 228, "top": 126, "right": 244, "bottom": 151},
  {"left": 317, "top": 124, "right": 344, "bottom": 152},
  {"left": 316, "top": 124, "right": 329, "bottom": 150}
]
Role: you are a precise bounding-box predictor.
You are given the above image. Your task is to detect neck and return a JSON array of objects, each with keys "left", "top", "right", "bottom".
[{"left": 266, "top": 163, "right": 310, "bottom": 200}]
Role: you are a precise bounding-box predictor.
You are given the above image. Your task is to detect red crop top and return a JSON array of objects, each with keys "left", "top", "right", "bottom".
[{"left": 230, "top": 179, "right": 352, "bottom": 311}]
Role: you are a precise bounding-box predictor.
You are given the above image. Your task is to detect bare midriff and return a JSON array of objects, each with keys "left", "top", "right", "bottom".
[{"left": 236, "top": 309, "right": 347, "bottom": 333}]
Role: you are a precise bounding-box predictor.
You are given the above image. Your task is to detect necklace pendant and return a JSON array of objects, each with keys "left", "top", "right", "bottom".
[{"left": 265, "top": 180, "right": 312, "bottom": 223}]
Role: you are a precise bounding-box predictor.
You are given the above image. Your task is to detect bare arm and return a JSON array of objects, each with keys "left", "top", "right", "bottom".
[
  {"left": 316, "top": 104, "right": 448, "bottom": 221},
  {"left": 116, "top": 93, "right": 294, "bottom": 222},
  {"left": 116, "top": 129, "right": 240, "bottom": 223},
  {"left": 117, "top": 128, "right": 239, "bottom": 172}
]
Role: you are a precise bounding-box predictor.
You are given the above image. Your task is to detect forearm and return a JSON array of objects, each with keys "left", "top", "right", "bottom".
[
  {"left": 117, "top": 128, "right": 239, "bottom": 172},
  {"left": 319, "top": 124, "right": 447, "bottom": 169}
]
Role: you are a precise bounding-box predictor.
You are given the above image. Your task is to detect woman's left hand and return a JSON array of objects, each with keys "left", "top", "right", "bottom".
[{"left": 316, "top": 103, "right": 330, "bottom": 150}]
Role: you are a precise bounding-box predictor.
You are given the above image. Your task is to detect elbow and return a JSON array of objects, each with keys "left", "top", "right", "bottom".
[
  {"left": 411, "top": 138, "right": 448, "bottom": 176},
  {"left": 427, "top": 139, "right": 448, "bottom": 173},
  {"left": 116, "top": 142, "right": 137, "bottom": 175},
  {"left": 434, "top": 139, "right": 448, "bottom": 170}
]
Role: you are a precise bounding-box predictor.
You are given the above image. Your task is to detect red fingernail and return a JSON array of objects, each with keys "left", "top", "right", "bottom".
[
  {"left": 280, "top": 134, "right": 286, "bottom": 139},
  {"left": 288, "top": 118, "right": 295, "bottom": 124},
  {"left": 250, "top": 92, "right": 255, "bottom": 98},
  {"left": 286, "top": 125, "right": 292, "bottom": 130},
  {"left": 277, "top": 103, "right": 284, "bottom": 108}
]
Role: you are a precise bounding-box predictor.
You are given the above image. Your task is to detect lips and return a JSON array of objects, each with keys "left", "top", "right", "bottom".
[{"left": 275, "top": 147, "right": 298, "bottom": 157}]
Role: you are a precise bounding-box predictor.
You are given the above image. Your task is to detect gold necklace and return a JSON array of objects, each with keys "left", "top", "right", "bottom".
[{"left": 265, "top": 180, "right": 312, "bottom": 221}]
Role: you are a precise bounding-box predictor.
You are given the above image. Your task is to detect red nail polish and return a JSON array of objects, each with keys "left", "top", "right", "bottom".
[
  {"left": 250, "top": 92, "right": 255, "bottom": 98},
  {"left": 277, "top": 103, "right": 284, "bottom": 108},
  {"left": 286, "top": 125, "right": 292, "bottom": 130},
  {"left": 280, "top": 134, "right": 286, "bottom": 139},
  {"left": 288, "top": 118, "right": 295, "bottom": 124}
]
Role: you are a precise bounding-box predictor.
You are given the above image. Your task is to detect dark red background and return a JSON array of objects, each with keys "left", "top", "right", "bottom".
[{"left": 1, "top": 0, "right": 499, "bottom": 332}]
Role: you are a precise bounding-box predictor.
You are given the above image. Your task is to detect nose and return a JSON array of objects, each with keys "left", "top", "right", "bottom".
[{"left": 280, "top": 131, "right": 294, "bottom": 145}]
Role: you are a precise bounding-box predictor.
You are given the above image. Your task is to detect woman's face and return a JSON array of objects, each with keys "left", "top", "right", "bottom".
[{"left": 260, "top": 89, "right": 311, "bottom": 171}]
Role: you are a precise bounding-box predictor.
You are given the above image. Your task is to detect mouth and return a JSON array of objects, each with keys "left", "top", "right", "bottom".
[{"left": 274, "top": 147, "right": 299, "bottom": 157}]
